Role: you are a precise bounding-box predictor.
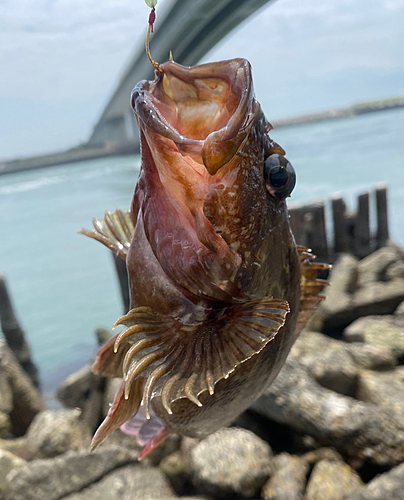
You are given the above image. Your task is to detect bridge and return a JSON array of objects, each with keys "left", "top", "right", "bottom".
[{"left": 87, "top": 0, "right": 275, "bottom": 149}]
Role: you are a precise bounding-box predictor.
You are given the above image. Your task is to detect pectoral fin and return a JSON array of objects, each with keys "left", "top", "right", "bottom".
[{"left": 108, "top": 298, "right": 289, "bottom": 419}]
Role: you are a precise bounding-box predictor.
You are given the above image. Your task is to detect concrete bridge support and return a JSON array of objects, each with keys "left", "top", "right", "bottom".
[{"left": 87, "top": 0, "right": 275, "bottom": 149}]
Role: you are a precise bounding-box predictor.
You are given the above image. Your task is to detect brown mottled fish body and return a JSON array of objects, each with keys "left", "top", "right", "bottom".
[{"left": 81, "top": 58, "right": 328, "bottom": 451}]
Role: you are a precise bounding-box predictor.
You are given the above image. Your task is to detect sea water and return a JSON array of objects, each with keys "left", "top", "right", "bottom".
[{"left": 0, "top": 108, "right": 403, "bottom": 403}]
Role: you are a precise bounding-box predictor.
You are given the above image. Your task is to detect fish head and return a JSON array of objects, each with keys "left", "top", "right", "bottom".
[{"left": 131, "top": 58, "right": 298, "bottom": 305}]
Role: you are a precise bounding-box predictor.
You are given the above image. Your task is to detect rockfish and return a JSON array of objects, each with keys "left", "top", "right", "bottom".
[{"left": 81, "top": 58, "right": 329, "bottom": 458}]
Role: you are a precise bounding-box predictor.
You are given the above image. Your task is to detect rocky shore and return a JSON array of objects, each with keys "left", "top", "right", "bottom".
[{"left": 1, "top": 243, "right": 403, "bottom": 500}]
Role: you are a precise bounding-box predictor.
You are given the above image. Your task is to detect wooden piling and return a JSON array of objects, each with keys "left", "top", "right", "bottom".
[
  {"left": 332, "top": 196, "right": 349, "bottom": 254},
  {"left": 355, "top": 192, "right": 371, "bottom": 258},
  {"left": 376, "top": 185, "right": 389, "bottom": 248},
  {"left": 0, "top": 273, "right": 40, "bottom": 387},
  {"left": 288, "top": 201, "right": 328, "bottom": 260}
]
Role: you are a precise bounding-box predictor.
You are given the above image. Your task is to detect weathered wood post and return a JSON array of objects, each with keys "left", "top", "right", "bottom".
[
  {"left": 355, "top": 192, "right": 371, "bottom": 258},
  {"left": 376, "top": 185, "right": 389, "bottom": 248},
  {"left": 288, "top": 201, "right": 328, "bottom": 260},
  {"left": 0, "top": 273, "right": 40, "bottom": 387},
  {"left": 332, "top": 196, "right": 349, "bottom": 254}
]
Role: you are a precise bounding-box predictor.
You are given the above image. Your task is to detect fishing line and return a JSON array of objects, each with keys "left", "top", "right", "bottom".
[{"left": 145, "top": 0, "right": 163, "bottom": 72}]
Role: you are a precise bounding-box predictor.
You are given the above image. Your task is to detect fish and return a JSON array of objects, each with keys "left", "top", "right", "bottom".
[{"left": 80, "top": 58, "right": 330, "bottom": 458}]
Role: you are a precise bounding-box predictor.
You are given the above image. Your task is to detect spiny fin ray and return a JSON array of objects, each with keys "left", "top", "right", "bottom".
[
  {"left": 102, "top": 298, "right": 288, "bottom": 418},
  {"left": 79, "top": 209, "right": 135, "bottom": 260}
]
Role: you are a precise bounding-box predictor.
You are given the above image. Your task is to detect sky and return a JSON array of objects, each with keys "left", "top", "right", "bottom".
[{"left": 0, "top": 0, "right": 403, "bottom": 161}]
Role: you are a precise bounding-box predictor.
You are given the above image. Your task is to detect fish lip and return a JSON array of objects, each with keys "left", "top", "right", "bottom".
[
  {"left": 131, "top": 78, "right": 204, "bottom": 156},
  {"left": 131, "top": 58, "right": 255, "bottom": 167}
]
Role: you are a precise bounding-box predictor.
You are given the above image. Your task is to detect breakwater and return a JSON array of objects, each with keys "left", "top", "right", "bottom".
[{"left": 1, "top": 96, "right": 403, "bottom": 176}]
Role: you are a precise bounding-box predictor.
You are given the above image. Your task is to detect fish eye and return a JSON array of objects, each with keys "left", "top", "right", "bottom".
[{"left": 264, "top": 154, "right": 296, "bottom": 199}]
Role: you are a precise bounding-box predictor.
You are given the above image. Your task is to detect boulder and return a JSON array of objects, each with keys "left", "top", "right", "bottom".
[
  {"left": 357, "top": 245, "right": 403, "bottom": 287},
  {"left": 0, "top": 437, "right": 30, "bottom": 460},
  {"left": 289, "top": 331, "right": 358, "bottom": 396},
  {"left": 0, "top": 341, "right": 44, "bottom": 436},
  {"left": 386, "top": 260, "right": 404, "bottom": 281},
  {"left": 191, "top": 427, "right": 272, "bottom": 498},
  {"left": 344, "top": 316, "right": 404, "bottom": 361},
  {"left": 0, "top": 370, "right": 13, "bottom": 415},
  {"left": 251, "top": 359, "right": 404, "bottom": 466},
  {"left": 26, "top": 409, "right": 92, "bottom": 459},
  {"left": 261, "top": 453, "right": 309, "bottom": 500},
  {"left": 102, "top": 377, "right": 122, "bottom": 417},
  {"left": 62, "top": 464, "right": 176, "bottom": 500},
  {"left": 353, "top": 278, "right": 404, "bottom": 316},
  {"left": 0, "top": 449, "right": 26, "bottom": 491},
  {"left": 159, "top": 450, "right": 192, "bottom": 494},
  {"left": 394, "top": 300, "right": 404, "bottom": 317},
  {"left": 56, "top": 328, "right": 113, "bottom": 431},
  {"left": 305, "top": 459, "right": 363, "bottom": 500},
  {"left": 348, "top": 343, "right": 396, "bottom": 370},
  {"left": 1, "top": 445, "right": 138, "bottom": 500},
  {"left": 303, "top": 447, "right": 343, "bottom": 466},
  {"left": 347, "top": 462, "right": 404, "bottom": 500},
  {"left": 356, "top": 368, "right": 404, "bottom": 414},
  {"left": 322, "top": 279, "right": 404, "bottom": 333},
  {"left": 56, "top": 365, "right": 93, "bottom": 409},
  {"left": 0, "top": 412, "right": 10, "bottom": 439},
  {"left": 326, "top": 254, "right": 359, "bottom": 294}
]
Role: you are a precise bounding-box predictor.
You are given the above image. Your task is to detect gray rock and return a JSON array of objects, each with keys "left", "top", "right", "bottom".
[
  {"left": 159, "top": 450, "right": 192, "bottom": 494},
  {"left": 0, "top": 437, "right": 30, "bottom": 460},
  {"left": 322, "top": 279, "right": 404, "bottom": 333},
  {"left": 1, "top": 446, "right": 138, "bottom": 500},
  {"left": 0, "top": 449, "right": 26, "bottom": 491},
  {"left": 102, "top": 377, "right": 122, "bottom": 417},
  {"left": 289, "top": 331, "right": 358, "bottom": 396},
  {"left": 191, "top": 427, "right": 272, "bottom": 498},
  {"left": 96, "top": 428, "right": 138, "bottom": 452},
  {"left": 328, "top": 254, "right": 359, "bottom": 295},
  {"left": 146, "top": 434, "right": 182, "bottom": 467},
  {"left": 56, "top": 365, "right": 93, "bottom": 409},
  {"left": 0, "top": 371, "right": 12, "bottom": 415},
  {"left": 261, "top": 453, "right": 309, "bottom": 500},
  {"left": 386, "top": 260, "right": 404, "bottom": 281},
  {"left": 357, "top": 245, "right": 403, "bottom": 287},
  {"left": 318, "top": 254, "right": 357, "bottom": 328},
  {"left": 303, "top": 447, "right": 343, "bottom": 466},
  {"left": 251, "top": 359, "right": 404, "bottom": 466},
  {"left": 353, "top": 278, "right": 404, "bottom": 315},
  {"left": 0, "top": 412, "right": 10, "bottom": 439},
  {"left": 394, "top": 300, "right": 404, "bottom": 316},
  {"left": 26, "top": 409, "right": 92, "bottom": 459},
  {"left": 357, "top": 368, "right": 404, "bottom": 414},
  {"left": 62, "top": 464, "right": 176, "bottom": 500},
  {"left": 0, "top": 341, "right": 44, "bottom": 436},
  {"left": 347, "top": 462, "right": 404, "bottom": 500},
  {"left": 57, "top": 365, "right": 104, "bottom": 432},
  {"left": 348, "top": 343, "right": 396, "bottom": 370},
  {"left": 305, "top": 459, "right": 363, "bottom": 500},
  {"left": 344, "top": 316, "right": 404, "bottom": 360}
]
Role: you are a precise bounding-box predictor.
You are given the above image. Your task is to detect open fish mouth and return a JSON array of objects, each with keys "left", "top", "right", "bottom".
[{"left": 131, "top": 58, "right": 257, "bottom": 173}]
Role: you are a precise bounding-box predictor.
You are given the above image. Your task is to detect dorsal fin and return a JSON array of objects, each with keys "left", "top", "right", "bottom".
[
  {"left": 296, "top": 245, "right": 331, "bottom": 336},
  {"left": 79, "top": 209, "right": 134, "bottom": 260}
]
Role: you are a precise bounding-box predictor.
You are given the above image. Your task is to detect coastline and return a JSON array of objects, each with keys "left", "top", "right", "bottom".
[{"left": 1, "top": 96, "right": 403, "bottom": 177}]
